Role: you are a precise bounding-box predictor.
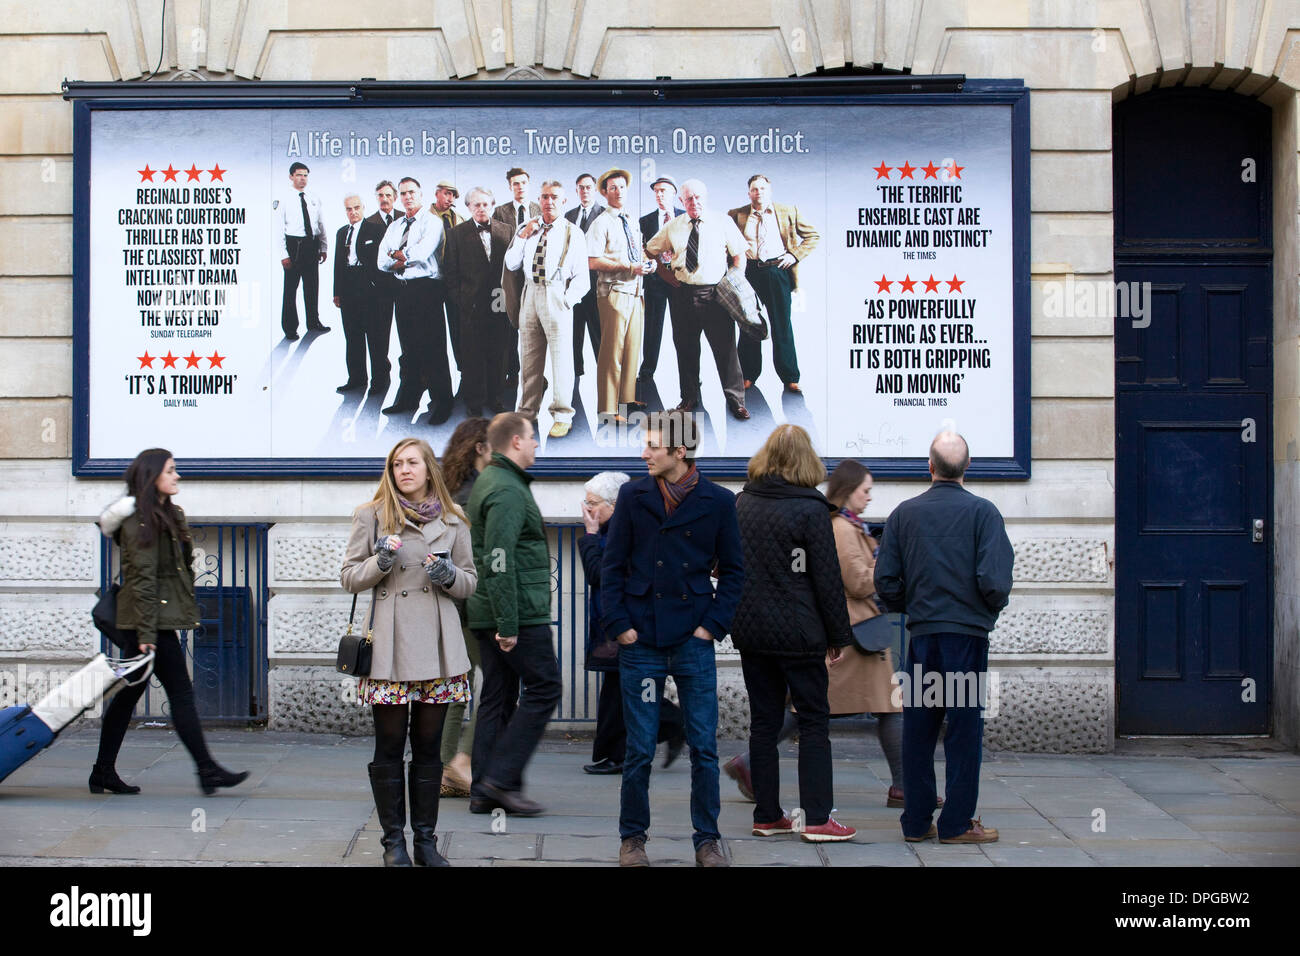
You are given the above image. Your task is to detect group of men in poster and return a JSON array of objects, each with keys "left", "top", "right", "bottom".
[{"left": 275, "top": 160, "right": 821, "bottom": 439}]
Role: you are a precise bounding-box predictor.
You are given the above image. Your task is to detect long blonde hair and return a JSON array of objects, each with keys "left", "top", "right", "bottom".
[
  {"left": 747, "top": 424, "right": 826, "bottom": 487},
  {"left": 370, "top": 438, "right": 465, "bottom": 533}
]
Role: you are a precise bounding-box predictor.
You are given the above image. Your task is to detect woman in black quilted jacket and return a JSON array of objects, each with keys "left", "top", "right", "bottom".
[{"left": 731, "top": 425, "right": 856, "bottom": 843}]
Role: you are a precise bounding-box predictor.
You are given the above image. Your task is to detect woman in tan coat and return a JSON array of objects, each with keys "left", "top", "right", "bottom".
[
  {"left": 825, "top": 460, "right": 927, "bottom": 809},
  {"left": 341, "top": 438, "right": 478, "bottom": 866}
]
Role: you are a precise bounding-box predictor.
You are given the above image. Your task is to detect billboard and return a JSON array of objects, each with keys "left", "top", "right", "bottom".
[{"left": 68, "top": 79, "right": 1030, "bottom": 477}]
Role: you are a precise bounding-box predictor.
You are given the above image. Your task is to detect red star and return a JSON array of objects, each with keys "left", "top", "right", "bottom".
[
  {"left": 207, "top": 351, "right": 226, "bottom": 369},
  {"left": 207, "top": 163, "right": 226, "bottom": 181},
  {"left": 161, "top": 164, "right": 179, "bottom": 182},
  {"left": 922, "top": 274, "right": 941, "bottom": 293},
  {"left": 184, "top": 164, "right": 202, "bottom": 182},
  {"left": 947, "top": 162, "right": 964, "bottom": 179},
  {"left": 184, "top": 351, "right": 202, "bottom": 369},
  {"left": 137, "top": 352, "right": 155, "bottom": 369},
  {"left": 946, "top": 275, "right": 965, "bottom": 293},
  {"left": 160, "top": 351, "right": 179, "bottom": 369},
  {"left": 874, "top": 275, "right": 893, "bottom": 294},
  {"left": 138, "top": 165, "right": 156, "bottom": 182},
  {"left": 873, "top": 161, "right": 893, "bottom": 179},
  {"left": 897, "top": 161, "right": 916, "bottom": 179},
  {"left": 921, "top": 161, "right": 940, "bottom": 179},
  {"left": 898, "top": 274, "right": 917, "bottom": 293}
]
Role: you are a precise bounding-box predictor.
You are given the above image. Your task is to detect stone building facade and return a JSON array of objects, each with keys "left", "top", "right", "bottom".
[{"left": 1, "top": 1, "right": 1297, "bottom": 752}]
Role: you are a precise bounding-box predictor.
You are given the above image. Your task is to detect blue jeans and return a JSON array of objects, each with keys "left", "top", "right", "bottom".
[
  {"left": 618, "top": 636, "right": 720, "bottom": 849},
  {"left": 900, "top": 632, "right": 989, "bottom": 840}
]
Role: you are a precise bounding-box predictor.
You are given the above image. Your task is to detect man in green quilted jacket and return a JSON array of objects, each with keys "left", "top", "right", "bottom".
[{"left": 465, "top": 412, "right": 563, "bottom": 816}]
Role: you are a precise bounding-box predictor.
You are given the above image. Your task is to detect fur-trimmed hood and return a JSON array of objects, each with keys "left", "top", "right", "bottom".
[{"left": 98, "top": 496, "right": 135, "bottom": 537}]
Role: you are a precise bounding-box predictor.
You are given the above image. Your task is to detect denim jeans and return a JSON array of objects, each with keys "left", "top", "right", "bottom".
[
  {"left": 900, "top": 632, "right": 989, "bottom": 840},
  {"left": 618, "top": 635, "right": 720, "bottom": 849}
]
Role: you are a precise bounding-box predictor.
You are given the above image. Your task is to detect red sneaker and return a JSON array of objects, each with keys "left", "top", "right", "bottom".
[
  {"left": 752, "top": 816, "right": 795, "bottom": 837},
  {"left": 800, "top": 816, "right": 857, "bottom": 843},
  {"left": 723, "top": 754, "right": 755, "bottom": 802}
]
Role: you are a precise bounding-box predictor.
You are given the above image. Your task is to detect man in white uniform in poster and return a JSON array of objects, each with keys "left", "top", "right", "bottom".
[{"left": 503, "top": 180, "right": 589, "bottom": 440}]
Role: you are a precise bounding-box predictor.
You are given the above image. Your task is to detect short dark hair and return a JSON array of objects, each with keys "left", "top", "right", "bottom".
[
  {"left": 289, "top": 162, "right": 310, "bottom": 176},
  {"left": 826, "top": 459, "right": 872, "bottom": 508},
  {"left": 576, "top": 173, "right": 596, "bottom": 186},
  {"left": 398, "top": 176, "right": 421, "bottom": 190},
  {"left": 487, "top": 412, "right": 531, "bottom": 453},
  {"left": 374, "top": 179, "right": 396, "bottom": 195},
  {"left": 506, "top": 167, "right": 529, "bottom": 182},
  {"left": 645, "top": 411, "right": 699, "bottom": 461},
  {"left": 747, "top": 173, "right": 770, "bottom": 188}
]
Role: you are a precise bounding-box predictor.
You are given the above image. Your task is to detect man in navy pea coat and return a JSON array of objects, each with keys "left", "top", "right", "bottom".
[{"left": 600, "top": 411, "right": 744, "bottom": 867}]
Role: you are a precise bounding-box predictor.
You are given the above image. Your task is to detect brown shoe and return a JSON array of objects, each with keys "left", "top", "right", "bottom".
[
  {"left": 619, "top": 835, "right": 650, "bottom": 867},
  {"left": 694, "top": 839, "right": 728, "bottom": 867},
  {"left": 887, "top": 785, "right": 943, "bottom": 809},
  {"left": 903, "top": 823, "right": 937, "bottom": 843},
  {"left": 939, "top": 818, "right": 999, "bottom": 844}
]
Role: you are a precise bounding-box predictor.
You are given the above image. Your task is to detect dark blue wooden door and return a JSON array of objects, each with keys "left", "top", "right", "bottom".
[{"left": 1114, "top": 91, "right": 1272, "bottom": 734}]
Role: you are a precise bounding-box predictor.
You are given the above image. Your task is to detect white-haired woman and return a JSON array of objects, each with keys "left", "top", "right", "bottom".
[{"left": 579, "top": 471, "right": 686, "bottom": 774}]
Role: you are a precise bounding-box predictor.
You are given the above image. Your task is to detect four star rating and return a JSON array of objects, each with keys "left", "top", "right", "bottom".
[
  {"left": 874, "top": 159, "right": 964, "bottom": 180},
  {"left": 874, "top": 274, "right": 966, "bottom": 294},
  {"left": 137, "top": 351, "right": 226, "bottom": 369},
  {"left": 139, "top": 163, "right": 226, "bottom": 182}
]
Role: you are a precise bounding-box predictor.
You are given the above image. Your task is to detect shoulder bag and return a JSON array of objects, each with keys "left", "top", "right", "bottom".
[{"left": 336, "top": 593, "right": 375, "bottom": 676}]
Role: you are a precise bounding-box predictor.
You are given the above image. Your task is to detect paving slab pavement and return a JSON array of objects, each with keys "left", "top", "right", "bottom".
[{"left": 1, "top": 726, "right": 1297, "bottom": 867}]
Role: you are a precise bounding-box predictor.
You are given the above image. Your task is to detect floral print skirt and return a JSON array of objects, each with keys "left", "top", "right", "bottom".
[{"left": 358, "top": 674, "right": 471, "bottom": 706}]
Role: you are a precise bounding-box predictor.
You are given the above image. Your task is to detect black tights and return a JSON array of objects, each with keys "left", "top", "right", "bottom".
[
  {"left": 372, "top": 702, "right": 448, "bottom": 766},
  {"left": 96, "top": 631, "right": 214, "bottom": 770}
]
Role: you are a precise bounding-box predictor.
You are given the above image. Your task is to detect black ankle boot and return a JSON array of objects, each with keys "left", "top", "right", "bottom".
[
  {"left": 408, "top": 762, "right": 450, "bottom": 866},
  {"left": 197, "top": 763, "right": 250, "bottom": 795},
  {"left": 89, "top": 764, "right": 140, "bottom": 795},
  {"left": 368, "top": 761, "right": 412, "bottom": 867}
]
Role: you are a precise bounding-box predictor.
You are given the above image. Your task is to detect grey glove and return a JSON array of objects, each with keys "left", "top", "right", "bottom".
[
  {"left": 423, "top": 556, "right": 456, "bottom": 587},
  {"left": 374, "top": 536, "right": 398, "bottom": 572}
]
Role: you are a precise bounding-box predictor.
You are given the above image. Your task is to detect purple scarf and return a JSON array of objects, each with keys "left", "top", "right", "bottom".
[
  {"left": 399, "top": 495, "right": 442, "bottom": 526},
  {"left": 658, "top": 464, "right": 699, "bottom": 516}
]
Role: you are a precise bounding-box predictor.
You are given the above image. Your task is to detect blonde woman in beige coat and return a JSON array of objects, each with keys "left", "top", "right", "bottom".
[
  {"left": 826, "top": 460, "right": 937, "bottom": 810},
  {"left": 341, "top": 438, "right": 478, "bottom": 866}
]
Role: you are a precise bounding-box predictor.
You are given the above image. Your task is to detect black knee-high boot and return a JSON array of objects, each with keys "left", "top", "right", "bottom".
[
  {"left": 368, "top": 761, "right": 412, "bottom": 866},
  {"left": 408, "top": 762, "right": 450, "bottom": 866}
]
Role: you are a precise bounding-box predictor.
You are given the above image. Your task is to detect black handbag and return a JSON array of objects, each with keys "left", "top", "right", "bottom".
[
  {"left": 851, "top": 612, "right": 900, "bottom": 654},
  {"left": 336, "top": 593, "right": 375, "bottom": 676},
  {"left": 91, "top": 583, "right": 140, "bottom": 653}
]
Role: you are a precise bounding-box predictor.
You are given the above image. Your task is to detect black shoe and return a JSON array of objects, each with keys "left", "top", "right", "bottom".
[
  {"left": 624, "top": 400, "right": 648, "bottom": 412},
  {"left": 382, "top": 401, "right": 419, "bottom": 416},
  {"left": 468, "top": 794, "right": 498, "bottom": 814},
  {"left": 89, "top": 764, "right": 140, "bottom": 795},
  {"left": 197, "top": 763, "right": 249, "bottom": 796},
  {"left": 663, "top": 737, "right": 686, "bottom": 769},
  {"left": 583, "top": 758, "right": 624, "bottom": 775},
  {"left": 425, "top": 402, "right": 453, "bottom": 426},
  {"left": 284, "top": 331, "right": 300, "bottom": 341},
  {"left": 306, "top": 322, "right": 331, "bottom": 333},
  {"left": 336, "top": 381, "right": 366, "bottom": 394},
  {"left": 729, "top": 405, "right": 751, "bottom": 421},
  {"left": 480, "top": 780, "right": 544, "bottom": 816},
  {"left": 408, "top": 763, "right": 450, "bottom": 866},
  {"left": 368, "top": 761, "right": 412, "bottom": 866}
]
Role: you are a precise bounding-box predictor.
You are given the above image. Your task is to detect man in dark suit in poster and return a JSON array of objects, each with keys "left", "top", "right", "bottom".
[
  {"left": 332, "top": 194, "right": 387, "bottom": 393},
  {"left": 365, "top": 180, "right": 401, "bottom": 391},
  {"left": 565, "top": 172, "right": 605, "bottom": 377},
  {"left": 638, "top": 175, "right": 686, "bottom": 391},
  {"left": 442, "top": 187, "right": 515, "bottom": 417}
]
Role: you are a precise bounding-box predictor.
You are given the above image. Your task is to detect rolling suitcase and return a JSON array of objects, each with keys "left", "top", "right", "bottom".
[{"left": 0, "top": 651, "right": 153, "bottom": 785}]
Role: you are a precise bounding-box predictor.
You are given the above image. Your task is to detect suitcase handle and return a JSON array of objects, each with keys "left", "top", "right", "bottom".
[{"left": 107, "top": 650, "right": 156, "bottom": 687}]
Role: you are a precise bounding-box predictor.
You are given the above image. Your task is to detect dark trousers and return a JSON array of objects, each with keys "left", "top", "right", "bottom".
[
  {"left": 392, "top": 277, "right": 452, "bottom": 410},
  {"left": 738, "top": 261, "right": 798, "bottom": 385},
  {"left": 670, "top": 284, "right": 745, "bottom": 411},
  {"left": 338, "top": 289, "right": 381, "bottom": 386},
  {"left": 368, "top": 296, "right": 394, "bottom": 385},
  {"left": 900, "top": 633, "right": 989, "bottom": 839},
  {"left": 639, "top": 279, "right": 670, "bottom": 379},
  {"left": 592, "top": 670, "right": 685, "bottom": 763},
  {"left": 281, "top": 236, "right": 320, "bottom": 335},
  {"left": 740, "top": 652, "right": 833, "bottom": 826},
  {"left": 95, "top": 631, "right": 213, "bottom": 770},
  {"left": 471, "top": 625, "right": 563, "bottom": 792},
  {"left": 460, "top": 309, "right": 512, "bottom": 413},
  {"left": 572, "top": 285, "right": 601, "bottom": 375}
]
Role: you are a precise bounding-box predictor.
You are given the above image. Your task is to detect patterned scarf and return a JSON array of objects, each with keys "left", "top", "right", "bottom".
[
  {"left": 399, "top": 495, "right": 442, "bottom": 526},
  {"left": 838, "top": 507, "right": 872, "bottom": 538},
  {"left": 658, "top": 464, "right": 699, "bottom": 516}
]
